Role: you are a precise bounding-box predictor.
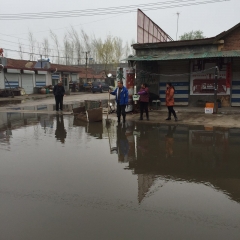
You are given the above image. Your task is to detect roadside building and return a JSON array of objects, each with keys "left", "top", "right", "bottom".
[
  {"left": 129, "top": 22, "right": 240, "bottom": 107},
  {"left": 0, "top": 58, "right": 84, "bottom": 94}
]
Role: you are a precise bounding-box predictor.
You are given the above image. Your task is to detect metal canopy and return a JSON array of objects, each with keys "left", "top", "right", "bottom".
[{"left": 125, "top": 50, "right": 240, "bottom": 61}]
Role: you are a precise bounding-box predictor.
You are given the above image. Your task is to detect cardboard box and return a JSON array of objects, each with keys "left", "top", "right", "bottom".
[
  {"left": 206, "top": 103, "right": 214, "bottom": 108},
  {"left": 205, "top": 108, "right": 213, "bottom": 114}
]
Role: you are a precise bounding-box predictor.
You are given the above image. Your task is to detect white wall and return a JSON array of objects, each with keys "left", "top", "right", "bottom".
[
  {"left": 46, "top": 72, "right": 52, "bottom": 85},
  {"left": 0, "top": 71, "right": 4, "bottom": 89}
]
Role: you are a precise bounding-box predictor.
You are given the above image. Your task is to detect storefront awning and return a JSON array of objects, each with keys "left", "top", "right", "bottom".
[{"left": 125, "top": 50, "right": 240, "bottom": 61}]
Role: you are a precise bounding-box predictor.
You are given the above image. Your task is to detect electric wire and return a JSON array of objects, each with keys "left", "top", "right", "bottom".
[
  {"left": 3, "top": 48, "right": 85, "bottom": 61},
  {"left": 0, "top": 0, "right": 229, "bottom": 20}
]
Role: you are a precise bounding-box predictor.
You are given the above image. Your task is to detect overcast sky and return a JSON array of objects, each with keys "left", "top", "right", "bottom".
[{"left": 0, "top": 0, "right": 239, "bottom": 60}]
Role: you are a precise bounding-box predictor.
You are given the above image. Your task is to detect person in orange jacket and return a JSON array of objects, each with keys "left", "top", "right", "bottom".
[
  {"left": 165, "top": 82, "right": 178, "bottom": 121},
  {"left": 165, "top": 126, "right": 176, "bottom": 158}
]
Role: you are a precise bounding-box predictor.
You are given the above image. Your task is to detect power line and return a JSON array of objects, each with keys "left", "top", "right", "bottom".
[
  {"left": 1, "top": 0, "right": 184, "bottom": 16},
  {"left": 6, "top": 14, "right": 125, "bottom": 37},
  {"left": 0, "top": 0, "right": 228, "bottom": 51},
  {"left": 0, "top": 0, "right": 229, "bottom": 20},
  {"left": 0, "top": 38, "right": 66, "bottom": 53},
  {"left": 3, "top": 47, "right": 85, "bottom": 61}
]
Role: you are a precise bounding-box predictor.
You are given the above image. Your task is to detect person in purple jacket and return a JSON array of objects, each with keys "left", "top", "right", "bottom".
[{"left": 138, "top": 83, "right": 149, "bottom": 120}]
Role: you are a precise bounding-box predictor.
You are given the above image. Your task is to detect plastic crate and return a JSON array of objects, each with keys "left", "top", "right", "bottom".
[{"left": 205, "top": 108, "right": 213, "bottom": 114}]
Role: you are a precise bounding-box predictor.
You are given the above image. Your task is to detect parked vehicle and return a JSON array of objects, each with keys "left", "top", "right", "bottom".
[{"left": 91, "top": 82, "right": 109, "bottom": 93}]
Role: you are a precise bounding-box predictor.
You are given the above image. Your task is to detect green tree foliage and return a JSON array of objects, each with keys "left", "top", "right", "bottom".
[{"left": 179, "top": 30, "right": 205, "bottom": 40}]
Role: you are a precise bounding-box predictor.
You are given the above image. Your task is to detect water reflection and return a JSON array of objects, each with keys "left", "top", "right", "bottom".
[
  {"left": 165, "top": 125, "right": 176, "bottom": 158},
  {"left": 109, "top": 122, "right": 240, "bottom": 204},
  {"left": 55, "top": 115, "right": 67, "bottom": 144},
  {"left": 1, "top": 113, "right": 240, "bottom": 205},
  {"left": 1, "top": 114, "right": 240, "bottom": 239},
  {"left": 116, "top": 124, "right": 129, "bottom": 162},
  {"left": 73, "top": 118, "right": 103, "bottom": 139}
]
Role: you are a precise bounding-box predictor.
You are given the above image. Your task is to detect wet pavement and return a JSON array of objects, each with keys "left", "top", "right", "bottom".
[{"left": 0, "top": 113, "right": 240, "bottom": 240}]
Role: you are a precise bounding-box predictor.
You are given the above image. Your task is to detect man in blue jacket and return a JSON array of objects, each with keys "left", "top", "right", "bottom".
[{"left": 110, "top": 80, "right": 129, "bottom": 123}]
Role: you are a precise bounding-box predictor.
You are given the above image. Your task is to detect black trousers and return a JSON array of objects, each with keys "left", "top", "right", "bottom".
[
  {"left": 55, "top": 95, "right": 63, "bottom": 111},
  {"left": 140, "top": 102, "right": 149, "bottom": 118},
  {"left": 117, "top": 104, "right": 126, "bottom": 118},
  {"left": 167, "top": 106, "right": 177, "bottom": 118}
]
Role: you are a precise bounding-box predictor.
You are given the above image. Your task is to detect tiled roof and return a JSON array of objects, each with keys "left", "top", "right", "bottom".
[
  {"left": 6, "top": 58, "right": 37, "bottom": 70},
  {"left": 79, "top": 72, "right": 105, "bottom": 79},
  {"left": 125, "top": 50, "right": 240, "bottom": 61},
  {"left": 5, "top": 58, "right": 86, "bottom": 73},
  {"left": 49, "top": 63, "right": 84, "bottom": 73}
]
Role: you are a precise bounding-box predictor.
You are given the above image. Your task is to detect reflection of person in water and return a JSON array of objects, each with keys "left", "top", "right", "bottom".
[
  {"left": 55, "top": 115, "right": 67, "bottom": 144},
  {"left": 117, "top": 124, "right": 129, "bottom": 162},
  {"left": 165, "top": 126, "right": 176, "bottom": 158}
]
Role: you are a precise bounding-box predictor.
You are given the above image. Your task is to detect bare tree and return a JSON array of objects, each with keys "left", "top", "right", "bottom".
[
  {"left": 50, "top": 30, "right": 60, "bottom": 64},
  {"left": 42, "top": 38, "right": 51, "bottom": 59},
  {"left": 28, "top": 31, "right": 36, "bottom": 61},
  {"left": 63, "top": 34, "right": 75, "bottom": 65},
  {"left": 18, "top": 41, "right": 24, "bottom": 59},
  {"left": 81, "top": 29, "right": 91, "bottom": 52},
  {"left": 113, "top": 37, "right": 123, "bottom": 63},
  {"left": 92, "top": 36, "right": 102, "bottom": 64},
  {"left": 130, "top": 39, "right": 136, "bottom": 56},
  {"left": 92, "top": 35, "right": 114, "bottom": 76},
  {"left": 124, "top": 41, "right": 130, "bottom": 63},
  {"left": 37, "top": 42, "right": 42, "bottom": 56},
  {"left": 68, "top": 27, "right": 82, "bottom": 65}
]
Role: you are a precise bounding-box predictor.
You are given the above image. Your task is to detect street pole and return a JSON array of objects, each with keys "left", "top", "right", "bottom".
[
  {"left": 176, "top": 12, "right": 180, "bottom": 41},
  {"left": 86, "top": 52, "right": 88, "bottom": 81},
  {"left": 214, "top": 65, "right": 219, "bottom": 114},
  {"left": 82, "top": 51, "right": 90, "bottom": 82}
]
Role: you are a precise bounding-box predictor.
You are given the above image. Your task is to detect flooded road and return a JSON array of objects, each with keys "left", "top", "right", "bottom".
[{"left": 0, "top": 113, "right": 240, "bottom": 240}]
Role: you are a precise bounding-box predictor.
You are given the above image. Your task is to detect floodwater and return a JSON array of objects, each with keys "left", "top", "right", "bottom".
[
  {"left": 0, "top": 113, "right": 240, "bottom": 240},
  {"left": 0, "top": 99, "right": 24, "bottom": 107}
]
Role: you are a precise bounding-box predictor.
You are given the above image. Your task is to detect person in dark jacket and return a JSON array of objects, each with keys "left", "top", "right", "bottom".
[
  {"left": 55, "top": 115, "right": 67, "bottom": 144},
  {"left": 138, "top": 83, "right": 149, "bottom": 120},
  {"left": 110, "top": 80, "right": 129, "bottom": 123},
  {"left": 53, "top": 81, "right": 65, "bottom": 113},
  {"left": 165, "top": 82, "right": 178, "bottom": 121}
]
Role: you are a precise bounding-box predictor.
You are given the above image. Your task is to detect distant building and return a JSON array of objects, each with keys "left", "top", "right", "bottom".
[{"left": 0, "top": 58, "right": 86, "bottom": 94}]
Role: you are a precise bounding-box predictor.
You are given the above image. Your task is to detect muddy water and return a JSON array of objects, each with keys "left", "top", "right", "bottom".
[{"left": 0, "top": 113, "right": 240, "bottom": 240}]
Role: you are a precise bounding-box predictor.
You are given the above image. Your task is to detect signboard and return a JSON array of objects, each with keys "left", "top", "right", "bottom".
[
  {"left": 137, "top": 9, "right": 173, "bottom": 44},
  {"left": 190, "top": 60, "right": 231, "bottom": 95}
]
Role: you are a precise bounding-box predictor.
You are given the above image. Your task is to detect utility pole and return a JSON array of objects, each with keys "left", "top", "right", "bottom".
[
  {"left": 214, "top": 65, "right": 219, "bottom": 114},
  {"left": 176, "top": 12, "right": 180, "bottom": 41},
  {"left": 40, "top": 54, "right": 42, "bottom": 68},
  {"left": 82, "top": 51, "right": 90, "bottom": 82}
]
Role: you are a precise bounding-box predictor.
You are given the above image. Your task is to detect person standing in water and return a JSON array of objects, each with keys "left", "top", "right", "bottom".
[
  {"left": 138, "top": 83, "right": 149, "bottom": 120},
  {"left": 110, "top": 80, "right": 129, "bottom": 123},
  {"left": 165, "top": 82, "right": 178, "bottom": 121},
  {"left": 53, "top": 81, "right": 65, "bottom": 113}
]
